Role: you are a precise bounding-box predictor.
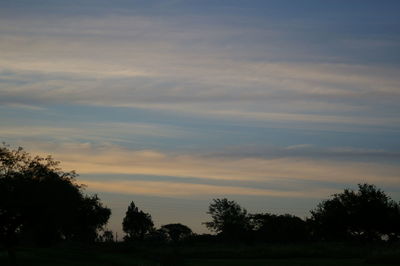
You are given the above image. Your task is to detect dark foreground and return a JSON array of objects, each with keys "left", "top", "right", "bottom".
[{"left": 1, "top": 242, "right": 399, "bottom": 266}]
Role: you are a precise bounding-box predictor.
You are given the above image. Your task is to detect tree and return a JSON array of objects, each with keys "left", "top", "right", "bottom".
[
  {"left": 0, "top": 144, "right": 111, "bottom": 260},
  {"left": 146, "top": 228, "right": 168, "bottom": 242},
  {"left": 68, "top": 194, "right": 111, "bottom": 242},
  {"left": 122, "top": 202, "right": 154, "bottom": 241},
  {"left": 100, "top": 230, "right": 114, "bottom": 243},
  {"left": 309, "top": 183, "right": 400, "bottom": 241},
  {"left": 250, "top": 213, "right": 308, "bottom": 242},
  {"left": 204, "top": 198, "right": 251, "bottom": 239},
  {"left": 161, "top": 223, "right": 192, "bottom": 242}
]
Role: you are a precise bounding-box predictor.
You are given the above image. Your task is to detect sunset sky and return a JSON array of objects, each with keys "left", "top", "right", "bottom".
[{"left": 1, "top": 0, "right": 400, "bottom": 234}]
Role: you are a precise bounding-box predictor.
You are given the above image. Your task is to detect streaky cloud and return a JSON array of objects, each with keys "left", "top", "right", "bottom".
[
  {"left": 21, "top": 142, "right": 400, "bottom": 188},
  {"left": 80, "top": 179, "right": 338, "bottom": 199}
]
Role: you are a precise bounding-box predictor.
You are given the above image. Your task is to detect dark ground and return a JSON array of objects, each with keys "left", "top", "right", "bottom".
[{"left": 1, "top": 242, "right": 399, "bottom": 266}]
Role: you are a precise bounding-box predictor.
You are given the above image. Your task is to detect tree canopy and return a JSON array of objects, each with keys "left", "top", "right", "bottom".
[
  {"left": 122, "top": 201, "right": 154, "bottom": 241},
  {"left": 309, "top": 183, "right": 400, "bottom": 241},
  {"left": 161, "top": 223, "right": 192, "bottom": 242},
  {"left": 251, "top": 213, "right": 308, "bottom": 242},
  {"left": 204, "top": 198, "right": 251, "bottom": 240},
  {"left": 0, "top": 144, "right": 111, "bottom": 251}
]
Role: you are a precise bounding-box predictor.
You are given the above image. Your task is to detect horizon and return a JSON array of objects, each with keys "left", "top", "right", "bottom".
[{"left": 1, "top": 0, "right": 400, "bottom": 236}]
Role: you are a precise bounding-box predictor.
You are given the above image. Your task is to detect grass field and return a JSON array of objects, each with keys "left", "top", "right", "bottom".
[{"left": 1, "top": 242, "right": 399, "bottom": 265}]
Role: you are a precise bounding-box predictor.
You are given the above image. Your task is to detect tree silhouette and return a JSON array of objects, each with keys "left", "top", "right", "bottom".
[
  {"left": 100, "top": 229, "right": 114, "bottom": 243},
  {"left": 68, "top": 194, "right": 111, "bottom": 242},
  {"left": 251, "top": 213, "right": 308, "bottom": 242},
  {"left": 204, "top": 198, "right": 251, "bottom": 240},
  {"left": 309, "top": 183, "right": 400, "bottom": 241},
  {"left": 122, "top": 201, "right": 154, "bottom": 241},
  {"left": 161, "top": 223, "right": 192, "bottom": 243},
  {"left": 146, "top": 228, "right": 168, "bottom": 242},
  {"left": 0, "top": 144, "right": 111, "bottom": 261}
]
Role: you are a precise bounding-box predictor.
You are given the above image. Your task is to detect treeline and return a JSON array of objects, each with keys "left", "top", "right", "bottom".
[
  {"left": 119, "top": 184, "right": 400, "bottom": 244},
  {"left": 1, "top": 144, "right": 400, "bottom": 260}
]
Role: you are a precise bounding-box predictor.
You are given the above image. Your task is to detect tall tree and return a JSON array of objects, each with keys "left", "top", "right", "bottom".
[
  {"left": 309, "top": 183, "right": 400, "bottom": 241},
  {"left": 122, "top": 202, "right": 154, "bottom": 241},
  {"left": 204, "top": 198, "right": 251, "bottom": 240}
]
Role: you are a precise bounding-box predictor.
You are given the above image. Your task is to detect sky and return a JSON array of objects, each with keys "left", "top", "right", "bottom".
[{"left": 1, "top": 0, "right": 400, "bottom": 235}]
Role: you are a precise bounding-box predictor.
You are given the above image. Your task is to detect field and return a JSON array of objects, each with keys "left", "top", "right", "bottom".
[{"left": 1, "top": 242, "right": 399, "bottom": 265}]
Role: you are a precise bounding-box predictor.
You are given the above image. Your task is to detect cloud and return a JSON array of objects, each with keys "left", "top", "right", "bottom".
[
  {"left": 193, "top": 109, "right": 400, "bottom": 127},
  {"left": 1, "top": 13, "right": 399, "bottom": 138},
  {"left": 2, "top": 103, "right": 46, "bottom": 111},
  {"left": 0, "top": 123, "right": 193, "bottom": 144},
  {"left": 80, "top": 179, "right": 337, "bottom": 198},
  {"left": 1, "top": 14, "right": 399, "bottom": 126},
  {"left": 22, "top": 142, "right": 400, "bottom": 189},
  {"left": 207, "top": 144, "right": 400, "bottom": 161}
]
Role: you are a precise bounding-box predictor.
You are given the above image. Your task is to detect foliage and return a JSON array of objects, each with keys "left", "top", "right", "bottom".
[
  {"left": 122, "top": 202, "right": 154, "bottom": 241},
  {"left": 309, "top": 183, "right": 400, "bottom": 241},
  {"left": 160, "top": 223, "right": 193, "bottom": 242},
  {"left": 100, "top": 230, "right": 114, "bottom": 243},
  {"left": 146, "top": 228, "right": 168, "bottom": 242},
  {"left": 204, "top": 198, "right": 251, "bottom": 239},
  {"left": 251, "top": 213, "right": 308, "bottom": 242},
  {"left": 70, "top": 195, "right": 111, "bottom": 242},
  {"left": 0, "top": 143, "right": 111, "bottom": 250}
]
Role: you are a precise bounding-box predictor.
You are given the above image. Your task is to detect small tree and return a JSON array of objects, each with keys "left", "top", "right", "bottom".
[
  {"left": 204, "top": 198, "right": 251, "bottom": 239},
  {"left": 310, "top": 183, "right": 400, "bottom": 241},
  {"left": 161, "top": 223, "right": 192, "bottom": 242},
  {"left": 122, "top": 202, "right": 154, "bottom": 241}
]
